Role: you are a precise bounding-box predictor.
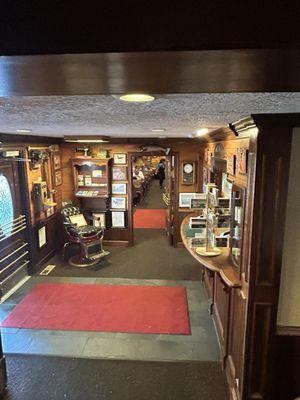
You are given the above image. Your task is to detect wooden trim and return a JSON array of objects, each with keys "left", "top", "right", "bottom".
[{"left": 276, "top": 325, "right": 300, "bottom": 336}]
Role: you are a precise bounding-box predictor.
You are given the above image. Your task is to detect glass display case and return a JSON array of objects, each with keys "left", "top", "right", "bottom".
[{"left": 230, "top": 184, "right": 245, "bottom": 268}]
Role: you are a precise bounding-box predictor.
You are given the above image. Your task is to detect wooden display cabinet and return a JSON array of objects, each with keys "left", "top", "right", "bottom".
[
  {"left": 72, "top": 157, "right": 112, "bottom": 198},
  {"left": 230, "top": 184, "right": 246, "bottom": 271}
]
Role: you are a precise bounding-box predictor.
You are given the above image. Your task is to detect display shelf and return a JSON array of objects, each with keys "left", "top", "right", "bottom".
[{"left": 181, "top": 213, "right": 241, "bottom": 287}]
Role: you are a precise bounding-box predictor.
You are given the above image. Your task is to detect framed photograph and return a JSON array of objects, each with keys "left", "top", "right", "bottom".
[
  {"left": 111, "top": 196, "right": 127, "bottom": 209},
  {"left": 93, "top": 212, "right": 106, "bottom": 229},
  {"left": 112, "top": 166, "right": 127, "bottom": 180},
  {"left": 54, "top": 170, "right": 63, "bottom": 186},
  {"left": 113, "top": 153, "right": 127, "bottom": 165},
  {"left": 191, "top": 198, "right": 206, "bottom": 210},
  {"left": 179, "top": 192, "right": 196, "bottom": 208},
  {"left": 53, "top": 153, "right": 61, "bottom": 170},
  {"left": 111, "top": 211, "right": 125, "bottom": 228},
  {"left": 38, "top": 226, "right": 47, "bottom": 248},
  {"left": 112, "top": 182, "right": 127, "bottom": 195}
]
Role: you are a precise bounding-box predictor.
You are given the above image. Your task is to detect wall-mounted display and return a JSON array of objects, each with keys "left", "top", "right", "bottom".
[
  {"left": 179, "top": 193, "right": 196, "bottom": 208},
  {"left": 181, "top": 162, "right": 196, "bottom": 185},
  {"left": 112, "top": 183, "right": 127, "bottom": 195},
  {"left": 236, "top": 148, "right": 248, "bottom": 174},
  {"left": 54, "top": 170, "right": 63, "bottom": 186},
  {"left": 113, "top": 153, "right": 127, "bottom": 165},
  {"left": 112, "top": 166, "right": 127, "bottom": 181},
  {"left": 111, "top": 196, "right": 126, "bottom": 209},
  {"left": 111, "top": 211, "right": 125, "bottom": 228},
  {"left": 227, "top": 154, "right": 236, "bottom": 175}
]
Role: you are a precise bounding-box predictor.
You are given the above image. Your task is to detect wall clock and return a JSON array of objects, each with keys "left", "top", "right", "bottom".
[{"left": 181, "top": 162, "right": 195, "bottom": 185}]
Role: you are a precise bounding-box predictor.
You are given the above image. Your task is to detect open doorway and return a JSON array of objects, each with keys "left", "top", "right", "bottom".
[{"left": 129, "top": 151, "right": 178, "bottom": 247}]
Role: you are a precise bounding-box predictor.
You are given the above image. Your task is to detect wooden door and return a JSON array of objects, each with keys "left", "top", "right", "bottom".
[{"left": 0, "top": 159, "right": 29, "bottom": 298}]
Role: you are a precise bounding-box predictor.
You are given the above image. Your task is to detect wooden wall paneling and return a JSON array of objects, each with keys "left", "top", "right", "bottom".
[{"left": 243, "top": 124, "right": 293, "bottom": 400}]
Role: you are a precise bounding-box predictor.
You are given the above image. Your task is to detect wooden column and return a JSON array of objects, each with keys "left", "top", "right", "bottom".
[{"left": 243, "top": 115, "right": 294, "bottom": 399}]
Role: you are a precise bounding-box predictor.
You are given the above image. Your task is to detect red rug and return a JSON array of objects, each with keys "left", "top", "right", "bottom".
[
  {"left": 2, "top": 283, "right": 190, "bottom": 335},
  {"left": 134, "top": 209, "right": 166, "bottom": 229}
]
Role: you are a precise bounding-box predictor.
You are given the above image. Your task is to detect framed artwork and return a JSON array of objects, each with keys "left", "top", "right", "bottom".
[
  {"left": 111, "top": 211, "right": 125, "bottom": 228},
  {"left": 111, "top": 196, "right": 127, "bottom": 209},
  {"left": 236, "top": 148, "right": 248, "bottom": 174},
  {"left": 112, "top": 182, "right": 127, "bottom": 195},
  {"left": 112, "top": 166, "right": 127, "bottom": 180},
  {"left": 179, "top": 192, "right": 196, "bottom": 208},
  {"left": 54, "top": 170, "right": 63, "bottom": 186},
  {"left": 227, "top": 154, "right": 236, "bottom": 175},
  {"left": 93, "top": 212, "right": 106, "bottom": 229},
  {"left": 204, "top": 148, "right": 212, "bottom": 167},
  {"left": 38, "top": 226, "right": 47, "bottom": 248},
  {"left": 113, "top": 153, "right": 127, "bottom": 165},
  {"left": 53, "top": 153, "right": 61, "bottom": 170}
]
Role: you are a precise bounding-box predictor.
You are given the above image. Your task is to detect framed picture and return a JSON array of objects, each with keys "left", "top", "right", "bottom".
[
  {"left": 54, "top": 170, "right": 63, "bottom": 186},
  {"left": 236, "top": 148, "right": 248, "bottom": 174},
  {"left": 179, "top": 192, "right": 196, "bottom": 208},
  {"left": 112, "top": 166, "right": 127, "bottom": 180},
  {"left": 38, "top": 226, "right": 47, "bottom": 248},
  {"left": 53, "top": 153, "right": 61, "bottom": 170},
  {"left": 112, "top": 182, "right": 127, "bottom": 195},
  {"left": 111, "top": 196, "right": 127, "bottom": 209},
  {"left": 111, "top": 211, "right": 125, "bottom": 228},
  {"left": 113, "top": 153, "right": 127, "bottom": 165},
  {"left": 93, "top": 212, "right": 106, "bottom": 229}
]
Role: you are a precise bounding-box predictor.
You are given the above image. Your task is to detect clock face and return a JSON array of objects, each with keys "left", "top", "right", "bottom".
[{"left": 183, "top": 163, "right": 193, "bottom": 174}]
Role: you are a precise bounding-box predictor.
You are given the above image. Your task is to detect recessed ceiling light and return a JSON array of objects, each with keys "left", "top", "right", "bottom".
[
  {"left": 152, "top": 128, "right": 166, "bottom": 132},
  {"left": 119, "top": 94, "right": 155, "bottom": 102},
  {"left": 195, "top": 128, "right": 209, "bottom": 136},
  {"left": 17, "top": 129, "right": 31, "bottom": 133}
]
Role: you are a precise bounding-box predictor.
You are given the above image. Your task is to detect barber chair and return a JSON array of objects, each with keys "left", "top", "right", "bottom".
[{"left": 61, "top": 205, "right": 109, "bottom": 268}]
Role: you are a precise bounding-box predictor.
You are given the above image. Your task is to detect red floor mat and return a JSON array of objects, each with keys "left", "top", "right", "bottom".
[
  {"left": 2, "top": 283, "right": 191, "bottom": 335},
  {"left": 134, "top": 209, "right": 166, "bottom": 229}
]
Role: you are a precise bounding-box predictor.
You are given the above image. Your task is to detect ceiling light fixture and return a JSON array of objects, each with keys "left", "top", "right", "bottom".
[
  {"left": 17, "top": 129, "right": 31, "bottom": 133},
  {"left": 119, "top": 94, "right": 155, "bottom": 102},
  {"left": 151, "top": 128, "right": 166, "bottom": 132},
  {"left": 195, "top": 128, "right": 209, "bottom": 136}
]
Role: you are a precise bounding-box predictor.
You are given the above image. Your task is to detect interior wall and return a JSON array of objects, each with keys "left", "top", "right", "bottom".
[{"left": 277, "top": 127, "right": 300, "bottom": 328}]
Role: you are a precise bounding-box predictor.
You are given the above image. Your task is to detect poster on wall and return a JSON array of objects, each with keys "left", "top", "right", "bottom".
[
  {"left": 236, "top": 148, "right": 248, "bottom": 174},
  {"left": 113, "top": 153, "right": 127, "bottom": 165},
  {"left": 111, "top": 196, "right": 127, "bottom": 209},
  {"left": 112, "top": 166, "right": 127, "bottom": 180},
  {"left": 111, "top": 211, "right": 125, "bottom": 228}
]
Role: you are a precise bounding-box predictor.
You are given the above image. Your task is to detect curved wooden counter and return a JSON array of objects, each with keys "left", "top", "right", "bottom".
[{"left": 180, "top": 213, "right": 241, "bottom": 288}]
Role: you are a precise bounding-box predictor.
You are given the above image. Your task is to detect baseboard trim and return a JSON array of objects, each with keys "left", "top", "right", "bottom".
[{"left": 276, "top": 325, "right": 300, "bottom": 336}]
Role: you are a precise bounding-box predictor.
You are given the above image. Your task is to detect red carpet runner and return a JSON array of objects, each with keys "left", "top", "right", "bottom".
[
  {"left": 134, "top": 209, "right": 166, "bottom": 229},
  {"left": 2, "top": 283, "right": 191, "bottom": 335}
]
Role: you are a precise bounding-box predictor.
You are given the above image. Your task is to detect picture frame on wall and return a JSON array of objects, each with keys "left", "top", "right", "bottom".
[
  {"left": 111, "top": 211, "right": 125, "bottom": 228},
  {"left": 113, "top": 153, "right": 127, "bottom": 165},
  {"left": 227, "top": 154, "right": 236, "bottom": 175},
  {"left": 54, "top": 170, "right": 63, "bottom": 186},
  {"left": 112, "top": 166, "right": 127, "bottom": 180},
  {"left": 111, "top": 196, "right": 127, "bottom": 209},
  {"left": 179, "top": 193, "right": 196, "bottom": 208},
  {"left": 112, "top": 183, "right": 127, "bottom": 195}
]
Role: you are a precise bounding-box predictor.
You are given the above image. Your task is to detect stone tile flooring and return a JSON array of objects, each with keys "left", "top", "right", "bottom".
[{"left": 0, "top": 276, "right": 220, "bottom": 362}]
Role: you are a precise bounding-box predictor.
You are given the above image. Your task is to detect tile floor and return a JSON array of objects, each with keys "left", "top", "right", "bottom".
[{"left": 0, "top": 276, "right": 220, "bottom": 362}]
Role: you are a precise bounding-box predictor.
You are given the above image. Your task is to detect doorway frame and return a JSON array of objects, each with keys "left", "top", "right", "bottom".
[{"left": 128, "top": 151, "right": 179, "bottom": 247}]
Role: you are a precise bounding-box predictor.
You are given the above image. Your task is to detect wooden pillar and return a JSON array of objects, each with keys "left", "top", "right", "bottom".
[{"left": 242, "top": 115, "right": 295, "bottom": 399}]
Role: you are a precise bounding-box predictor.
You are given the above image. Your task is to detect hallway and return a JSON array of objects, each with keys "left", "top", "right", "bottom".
[{"left": 0, "top": 178, "right": 228, "bottom": 399}]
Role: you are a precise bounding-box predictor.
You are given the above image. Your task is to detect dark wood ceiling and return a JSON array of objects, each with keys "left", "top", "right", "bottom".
[{"left": 0, "top": 1, "right": 299, "bottom": 55}]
